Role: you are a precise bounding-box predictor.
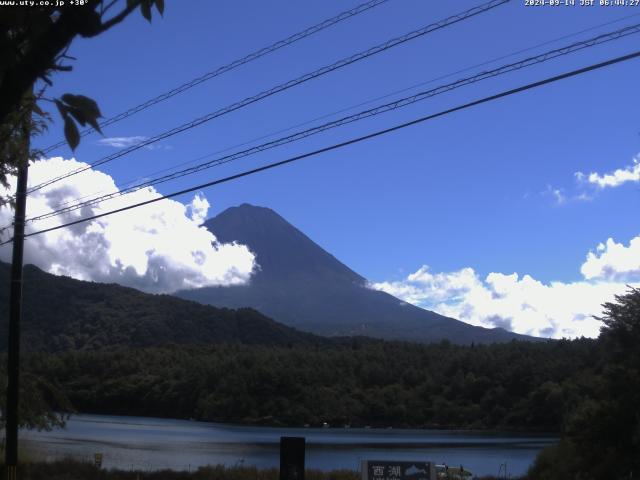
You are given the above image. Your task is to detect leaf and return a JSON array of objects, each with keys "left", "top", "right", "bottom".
[
  {"left": 60, "top": 93, "right": 77, "bottom": 104},
  {"left": 68, "top": 107, "right": 87, "bottom": 127},
  {"left": 63, "top": 116, "right": 80, "bottom": 151},
  {"left": 54, "top": 99, "right": 67, "bottom": 118},
  {"left": 60, "top": 94, "right": 103, "bottom": 134},
  {"left": 140, "top": 0, "right": 152, "bottom": 22},
  {"left": 86, "top": 116, "right": 103, "bottom": 135},
  {"left": 155, "top": 0, "right": 164, "bottom": 16},
  {"left": 61, "top": 94, "right": 102, "bottom": 119}
]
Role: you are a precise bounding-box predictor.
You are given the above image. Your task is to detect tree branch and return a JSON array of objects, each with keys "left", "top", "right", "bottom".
[
  {"left": 101, "top": 0, "right": 121, "bottom": 17},
  {"left": 88, "top": 1, "right": 140, "bottom": 37}
]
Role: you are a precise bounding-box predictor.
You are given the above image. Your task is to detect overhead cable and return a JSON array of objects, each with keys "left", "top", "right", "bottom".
[
  {"left": 25, "top": 22, "right": 640, "bottom": 224},
  {"left": 2, "top": 48, "right": 637, "bottom": 245},
  {"left": 27, "top": 0, "right": 510, "bottom": 195},
  {"left": 39, "top": 0, "right": 392, "bottom": 155}
]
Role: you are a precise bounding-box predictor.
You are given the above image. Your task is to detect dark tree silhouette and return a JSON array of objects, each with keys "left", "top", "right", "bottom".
[{"left": 528, "top": 286, "right": 640, "bottom": 479}]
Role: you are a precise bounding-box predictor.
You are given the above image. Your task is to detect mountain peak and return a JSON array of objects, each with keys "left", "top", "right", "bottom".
[
  {"left": 229, "top": 203, "right": 279, "bottom": 215},
  {"left": 211, "top": 203, "right": 285, "bottom": 229},
  {"left": 180, "top": 205, "right": 537, "bottom": 344},
  {"left": 205, "top": 204, "right": 363, "bottom": 284}
]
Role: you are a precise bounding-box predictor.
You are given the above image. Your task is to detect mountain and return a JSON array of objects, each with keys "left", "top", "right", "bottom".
[
  {"left": 177, "top": 204, "right": 535, "bottom": 344},
  {"left": 0, "top": 262, "right": 325, "bottom": 352}
]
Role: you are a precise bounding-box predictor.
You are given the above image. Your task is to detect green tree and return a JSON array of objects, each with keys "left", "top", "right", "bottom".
[
  {"left": 0, "top": 356, "right": 73, "bottom": 431},
  {"left": 0, "top": 0, "right": 165, "bottom": 430},
  {"left": 598, "top": 286, "right": 640, "bottom": 349},
  {"left": 528, "top": 287, "right": 640, "bottom": 480}
]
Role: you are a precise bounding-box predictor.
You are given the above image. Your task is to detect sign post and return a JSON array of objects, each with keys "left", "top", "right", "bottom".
[
  {"left": 361, "top": 460, "right": 437, "bottom": 480},
  {"left": 280, "top": 437, "right": 305, "bottom": 480}
]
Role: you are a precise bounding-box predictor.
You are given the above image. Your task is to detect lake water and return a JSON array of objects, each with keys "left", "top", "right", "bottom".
[{"left": 21, "top": 414, "right": 556, "bottom": 477}]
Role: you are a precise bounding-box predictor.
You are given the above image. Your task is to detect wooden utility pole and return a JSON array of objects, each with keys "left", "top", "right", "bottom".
[{"left": 4, "top": 105, "right": 30, "bottom": 480}]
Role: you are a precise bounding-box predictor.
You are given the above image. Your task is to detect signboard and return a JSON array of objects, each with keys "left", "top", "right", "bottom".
[
  {"left": 94, "top": 453, "right": 103, "bottom": 468},
  {"left": 361, "top": 460, "right": 436, "bottom": 480}
]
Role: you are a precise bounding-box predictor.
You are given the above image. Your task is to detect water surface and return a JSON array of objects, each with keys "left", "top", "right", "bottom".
[{"left": 21, "top": 414, "right": 556, "bottom": 477}]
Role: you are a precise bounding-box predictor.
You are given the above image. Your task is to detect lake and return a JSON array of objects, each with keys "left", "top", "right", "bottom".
[{"left": 21, "top": 414, "right": 556, "bottom": 477}]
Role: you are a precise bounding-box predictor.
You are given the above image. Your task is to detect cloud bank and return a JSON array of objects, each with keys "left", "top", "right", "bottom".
[
  {"left": 0, "top": 157, "right": 255, "bottom": 294},
  {"left": 581, "top": 236, "right": 640, "bottom": 281},
  {"left": 372, "top": 236, "right": 640, "bottom": 339}
]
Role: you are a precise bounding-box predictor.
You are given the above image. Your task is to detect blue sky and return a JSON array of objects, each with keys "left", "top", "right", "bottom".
[{"left": 7, "top": 0, "right": 640, "bottom": 337}]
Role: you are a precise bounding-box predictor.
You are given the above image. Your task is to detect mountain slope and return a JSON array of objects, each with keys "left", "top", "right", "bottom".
[
  {"left": 177, "top": 204, "right": 534, "bottom": 344},
  {"left": 0, "top": 262, "right": 325, "bottom": 352}
]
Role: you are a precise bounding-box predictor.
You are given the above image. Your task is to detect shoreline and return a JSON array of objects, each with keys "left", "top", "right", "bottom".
[
  {"left": 18, "top": 413, "right": 552, "bottom": 478},
  {"left": 48, "top": 411, "right": 561, "bottom": 436}
]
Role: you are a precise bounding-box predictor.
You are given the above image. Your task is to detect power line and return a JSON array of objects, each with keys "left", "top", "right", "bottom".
[
  {"left": 339, "top": 10, "right": 640, "bottom": 115},
  {"left": 26, "top": 0, "right": 510, "bottom": 195},
  {"left": 58, "top": 10, "right": 640, "bottom": 179},
  {"left": 3, "top": 48, "right": 638, "bottom": 246},
  {"left": 38, "top": 10, "right": 638, "bottom": 220},
  {"left": 18, "top": 9, "right": 638, "bottom": 225},
  {"left": 24, "top": 22, "right": 640, "bottom": 224},
  {"left": 32, "top": 0, "right": 509, "bottom": 192},
  {"left": 20, "top": 21, "right": 640, "bottom": 223},
  {"left": 38, "top": 0, "right": 391, "bottom": 155}
]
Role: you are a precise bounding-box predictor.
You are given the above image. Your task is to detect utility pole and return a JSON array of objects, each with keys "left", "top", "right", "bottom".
[{"left": 5, "top": 104, "right": 30, "bottom": 480}]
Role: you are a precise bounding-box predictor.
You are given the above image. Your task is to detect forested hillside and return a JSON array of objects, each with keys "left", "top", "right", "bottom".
[
  {"left": 0, "top": 263, "right": 325, "bottom": 351},
  {"left": 0, "top": 266, "right": 637, "bottom": 479},
  {"left": 20, "top": 338, "right": 592, "bottom": 431}
]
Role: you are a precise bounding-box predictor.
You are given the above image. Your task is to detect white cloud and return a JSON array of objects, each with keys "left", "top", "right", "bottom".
[
  {"left": 187, "top": 193, "right": 209, "bottom": 226},
  {"left": 97, "top": 136, "right": 171, "bottom": 150},
  {"left": 542, "top": 184, "right": 591, "bottom": 206},
  {"left": 538, "top": 154, "right": 640, "bottom": 207},
  {"left": 544, "top": 185, "right": 567, "bottom": 205},
  {"left": 371, "top": 235, "right": 640, "bottom": 339},
  {"left": 97, "top": 136, "right": 148, "bottom": 148},
  {"left": 0, "top": 157, "right": 256, "bottom": 294},
  {"left": 581, "top": 236, "right": 640, "bottom": 280},
  {"left": 577, "top": 154, "right": 640, "bottom": 189}
]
